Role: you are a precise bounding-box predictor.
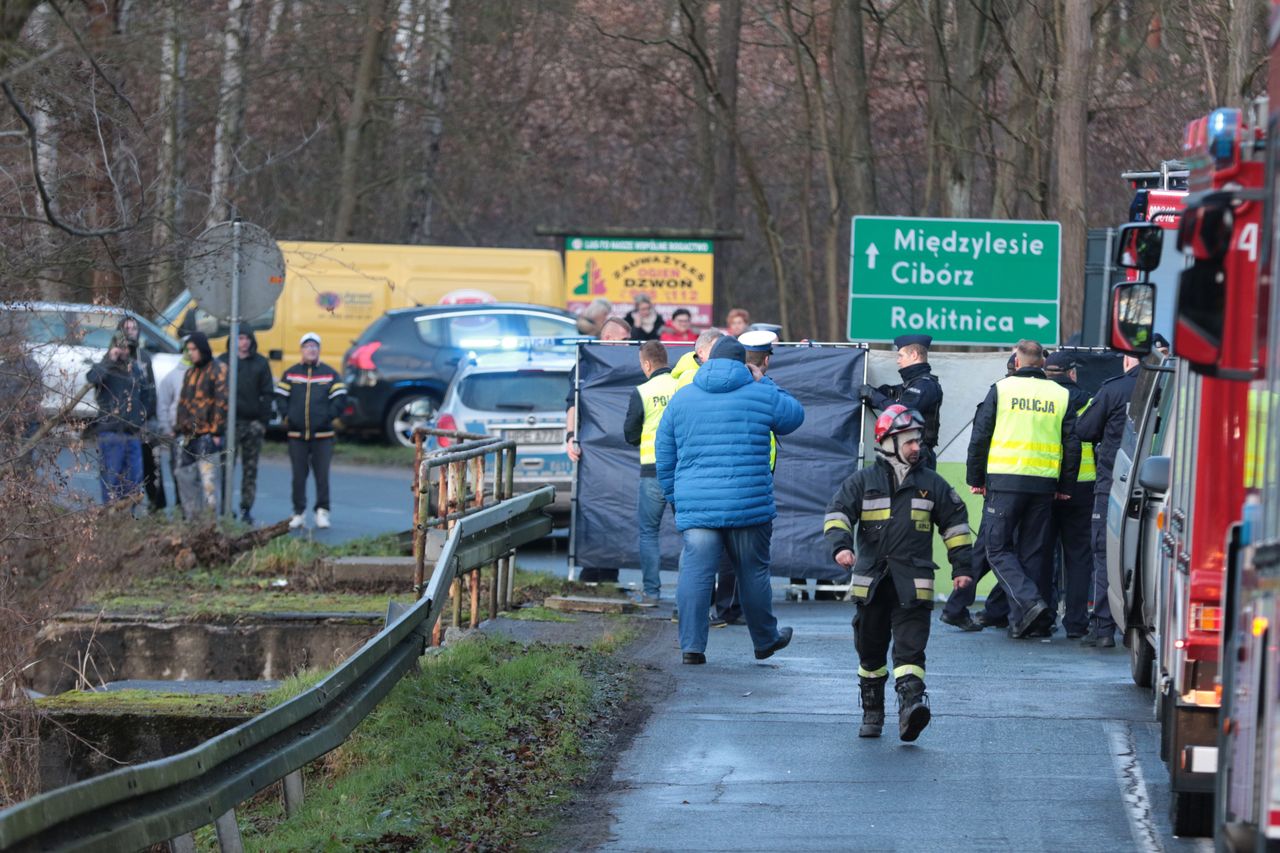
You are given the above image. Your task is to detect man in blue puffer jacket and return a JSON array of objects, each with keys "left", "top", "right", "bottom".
[{"left": 656, "top": 335, "right": 806, "bottom": 664}]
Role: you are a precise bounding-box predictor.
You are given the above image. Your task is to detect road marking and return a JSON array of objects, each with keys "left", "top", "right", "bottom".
[{"left": 1105, "top": 721, "right": 1163, "bottom": 853}]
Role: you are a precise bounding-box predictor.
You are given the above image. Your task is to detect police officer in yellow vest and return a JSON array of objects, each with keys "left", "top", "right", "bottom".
[
  {"left": 966, "top": 339, "right": 1081, "bottom": 639},
  {"left": 1043, "top": 351, "right": 1097, "bottom": 640},
  {"left": 624, "top": 340, "right": 679, "bottom": 601}
]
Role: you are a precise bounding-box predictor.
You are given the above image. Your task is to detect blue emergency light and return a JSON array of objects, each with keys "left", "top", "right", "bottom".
[{"left": 1208, "top": 108, "right": 1241, "bottom": 166}]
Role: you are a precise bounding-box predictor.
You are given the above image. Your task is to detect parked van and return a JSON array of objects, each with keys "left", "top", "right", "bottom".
[{"left": 157, "top": 241, "right": 565, "bottom": 369}]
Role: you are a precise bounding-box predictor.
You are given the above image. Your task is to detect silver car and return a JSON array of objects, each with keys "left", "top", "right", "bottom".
[
  {"left": 428, "top": 352, "right": 574, "bottom": 511},
  {"left": 0, "top": 302, "right": 184, "bottom": 419}
]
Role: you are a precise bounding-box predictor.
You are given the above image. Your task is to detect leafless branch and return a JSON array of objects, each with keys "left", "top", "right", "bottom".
[{"left": 2, "top": 81, "right": 137, "bottom": 238}]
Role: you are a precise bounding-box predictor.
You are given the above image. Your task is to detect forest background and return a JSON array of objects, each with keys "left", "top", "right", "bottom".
[{"left": 0, "top": 0, "right": 1267, "bottom": 339}]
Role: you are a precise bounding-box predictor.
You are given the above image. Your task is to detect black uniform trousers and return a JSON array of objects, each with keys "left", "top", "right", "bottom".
[
  {"left": 984, "top": 490, "right": 1055, "bottom": 627},
  {"left": 1089, "top": 492, "right": 1116, "bottom": 634},
  {"left": 941, "top": 499, "right": 1010, "bottom": 623},
  {"left": 854, "top": 573, "right": 931, "bottom": 681},
  {"left": 288, "top": 436, "right": 334, "bottom": 513},
  {"left": 1049, "top": 487, "right": 1094, "bottom": 636},
  {"left": 921, "top": 444, "right": 937, "bottom": 471}
]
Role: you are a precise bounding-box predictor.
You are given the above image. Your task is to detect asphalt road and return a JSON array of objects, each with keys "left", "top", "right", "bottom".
[
  {"left": 61, "top": 446, "right": 416, "bottom": 542},
  {"left": 592, "top": 603, "right": 1210, "bottom": 853}
]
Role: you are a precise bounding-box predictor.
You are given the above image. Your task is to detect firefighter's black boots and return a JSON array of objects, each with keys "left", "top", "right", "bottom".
[
  {"left": 858, "top": 676, "right": 887, "bottom": 738},
  {"left": 896, "top": 676, "right": 931, "bottom": 742}
]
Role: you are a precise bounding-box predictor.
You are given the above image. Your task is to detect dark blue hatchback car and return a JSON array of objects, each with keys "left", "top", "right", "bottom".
[{"left": 340, "top": 303, "right": 580, "bottom": 445}]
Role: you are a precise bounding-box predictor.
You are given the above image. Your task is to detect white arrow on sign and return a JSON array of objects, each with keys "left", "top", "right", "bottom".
[
  {"left": 1023, "top": 313, "right": 1050, "bottom": 329},
  {"left": 866, "top": 242, "right": 879, "bottom": 270}
]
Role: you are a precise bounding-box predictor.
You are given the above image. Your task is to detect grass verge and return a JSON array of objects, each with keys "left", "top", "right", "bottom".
[{"left": 208, "top": 633, "right": 633, "bottom": 851}]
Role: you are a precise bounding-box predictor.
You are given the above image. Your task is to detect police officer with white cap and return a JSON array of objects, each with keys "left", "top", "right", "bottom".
[{"left": 859, "top": 334, "right": 944, "bottom": 469}]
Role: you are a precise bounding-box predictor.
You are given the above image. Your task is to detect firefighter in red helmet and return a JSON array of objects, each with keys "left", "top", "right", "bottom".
[{"left": 824, "top": 405, "right": 975, "bottom": 741}]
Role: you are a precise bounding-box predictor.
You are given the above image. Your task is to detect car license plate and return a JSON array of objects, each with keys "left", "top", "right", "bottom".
[{"left": 501, "top": 428, "right": 563, "bottom": 445}]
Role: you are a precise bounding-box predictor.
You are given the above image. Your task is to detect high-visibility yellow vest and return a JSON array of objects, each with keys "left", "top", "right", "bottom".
[
  {"left": 671, "top": 351, "right": 699, "bottom": 389},
  {"left": 988, "top": 375, "right": 1071, "bottom": 480},
  {"left": 1076, "top": 400, "right": 1097, "bottom": 483},
  {"left": 638, "top": 371, "right": 678, "bottom": 465}
]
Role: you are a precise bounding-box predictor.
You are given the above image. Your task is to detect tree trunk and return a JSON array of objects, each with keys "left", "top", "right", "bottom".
[
  {"left": 831, "top": 0, "right": 877, "bottom": 339},
  {"left": 989, "top": 2, "right": 1045, "bottom": 219},
  {"left": 334, "top": 0, "right": 391, "bottom": 240},
  {"left": 711, "top": 0, "right": 741, "bottom": 318},
  {"left": 149, "top": 0, "right": 187, "bottom": 310},
  {"left": 404, "top": 0, "right": 453, "bottom": 244},
  {"left": 783, "top": 2, "right": 819, "bottom": 337},
  {"left": 206, "top": 0, "right": 253, "bottom": 229},
  {"left": 1053, "top": 0, "right": 1091, "bottom": 340},
  {"left": 1222, "top": 0, "right": 1262, "bottom": 106},
  {"left": 684, "top": 2, "right": 715, "bottom": 227}
]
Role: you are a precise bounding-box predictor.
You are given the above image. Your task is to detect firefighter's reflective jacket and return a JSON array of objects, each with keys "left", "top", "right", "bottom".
[{"left": 823, "top": 459, "right": 974, "bottom": 608}]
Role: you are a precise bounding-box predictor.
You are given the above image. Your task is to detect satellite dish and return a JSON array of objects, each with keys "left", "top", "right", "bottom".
[{"left": 183, "top": 221, "right": 285, "bottom": 322}]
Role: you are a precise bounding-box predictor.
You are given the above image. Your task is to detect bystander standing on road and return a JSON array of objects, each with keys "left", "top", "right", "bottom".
[
  {"left": 623, "top": 340, "right": 677, "bottom": 603},
  {"left": 825, "top": 405, "right": 973, "bottom": 740},
  {"left": 624, "top": 294, "right": 665, "bottom": 341},
  {"left": 660, "top": 308, "right": 697, "bottom": 343},
  {"left": 218, "top": 330, "right": 274, "bottom": 524},
  {"left": 1074, "top": 353, "right": 1141, "bottom": 648},
  {"left": 966, "top": 339, "right": 1080, "bottom": 640},
  {"left": 574, "top": 297, "right": 612, "bottom": 336},
  {"left": 116, "top": 316, "right": 165, "bottom": 512},
  {"left": 656, "top": 334, "right": 804, "bottom": 665},
  {"left": 276, "top": 332, "right": 346, "bottom": 530},
  {"left": 86, "top": 333, "right": 152, "bottom": 505},
  {"left": 174, "top": 332, "right": 228, "bottom": 518},
  {"left": 156, "top": 344, "right": 190, "bottom": 514}
]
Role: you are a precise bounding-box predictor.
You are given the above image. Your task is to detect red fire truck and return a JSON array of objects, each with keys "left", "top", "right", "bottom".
[{"left": 1109, "top": 102, "right": 1265, "bottom": 838}]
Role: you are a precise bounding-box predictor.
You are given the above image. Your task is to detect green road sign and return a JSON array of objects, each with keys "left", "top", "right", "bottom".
[{"left": 848, "top": 216, "right": 1061, "bottom": 346}]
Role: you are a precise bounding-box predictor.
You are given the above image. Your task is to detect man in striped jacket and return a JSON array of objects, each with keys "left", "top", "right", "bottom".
[
  {"left": 275, "top": 332, "right": 347, "bottom": 530},
  {"left": 824, "top": 405, "right": 974, "bottom": 742}
]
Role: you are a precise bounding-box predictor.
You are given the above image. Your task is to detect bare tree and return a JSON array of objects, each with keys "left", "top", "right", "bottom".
[
  {"left": 334, "top": 0, "right": 392, "bottom": 241},
  {"left": 206, "top": 0, "right": 253, "bottom": 228},
  {"left": 1054, "top": 0, "right": 1091, "bottom": 334},
  {"left": 404, "top": 0, "right": 454, "bottom": 244}
]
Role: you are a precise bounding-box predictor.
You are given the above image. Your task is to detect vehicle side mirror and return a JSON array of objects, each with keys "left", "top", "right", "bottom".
[
  {"left": 1114, "top": 222, "right": 1164, "bottom": 273},
  {"left": 1138, "top": 454, "right": 1170, "bottom": 493},
  {"left": 1109, "top": 282, "right": 1155, "bottom": 356}
]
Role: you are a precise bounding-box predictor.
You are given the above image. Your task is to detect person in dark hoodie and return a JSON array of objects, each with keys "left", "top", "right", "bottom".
[
  {"left": 116, "top": 315, "right": 164, "bottom": 511},
  {"left": 87, "top": 332, "right": 152, "bottom": 504},
  {"left": 275, "top": 332, "right": 346, "bottom": 530},
  {"left": 175, "top": 331, "right": 228, "bottom": 517},
  {"left": 218, "top": 329, "right": 274, "bottom": 524}
]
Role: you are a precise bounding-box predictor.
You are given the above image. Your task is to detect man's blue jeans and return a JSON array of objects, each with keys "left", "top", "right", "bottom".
[
  {"left": 677, "top": 522, "right": 781, "bottom": 654},
  {"left": 637, "top": 476, "right": 668, "bottom": 597},
  {"left": 98, "top": 431, "right": 143, "bottom": 504}
]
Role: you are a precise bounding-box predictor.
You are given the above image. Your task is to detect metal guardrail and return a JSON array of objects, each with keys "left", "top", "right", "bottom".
[{"left": 0, "top": 485, "right": 555, "bottom": 853}]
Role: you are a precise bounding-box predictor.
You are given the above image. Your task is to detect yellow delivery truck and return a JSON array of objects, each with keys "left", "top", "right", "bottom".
[{"left": 158, "top": 241, "right": 565, "bottom": 367}]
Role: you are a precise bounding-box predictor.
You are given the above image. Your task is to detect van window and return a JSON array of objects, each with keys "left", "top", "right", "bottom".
[{"left": 459, "top": 371, "right": 569, "bottom": 412}]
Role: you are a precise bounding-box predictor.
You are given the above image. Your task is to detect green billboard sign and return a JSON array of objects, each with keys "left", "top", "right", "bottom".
[{"left": 847, "top": 216, "right": 1062, "bottom": 346}]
